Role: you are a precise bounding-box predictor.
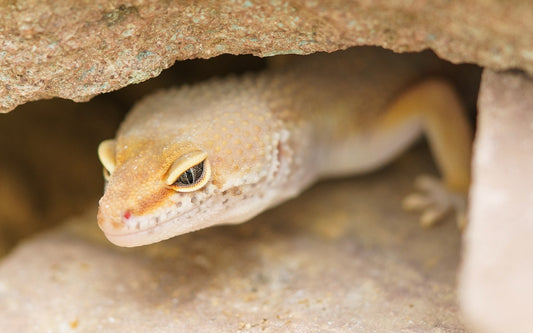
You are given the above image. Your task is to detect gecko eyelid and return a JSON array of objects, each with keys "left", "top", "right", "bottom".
[
  {"left": 98, "top": 139, "right": 117, "bottom": 180},
  {"left": 165, "top": 150, "right": 211, "bottom": 192}
]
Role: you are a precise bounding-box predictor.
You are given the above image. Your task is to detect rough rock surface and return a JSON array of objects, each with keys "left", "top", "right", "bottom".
[
  {"left": 0, "top": 148, "right": 465, "bottom": 332},
  {"left": 1, "top": 0, "right": 531, "bottom": 112},
  {"left": 460, "top": 70, "right": 533, "bottom": 333}
]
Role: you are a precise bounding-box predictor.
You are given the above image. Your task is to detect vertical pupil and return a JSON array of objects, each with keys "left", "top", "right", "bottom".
[
  {"left": 177, "top": 162, "right": 204, "bottom": 185},
  {"left": 184, "top": 169, "right": 194, "bottom": 183}
]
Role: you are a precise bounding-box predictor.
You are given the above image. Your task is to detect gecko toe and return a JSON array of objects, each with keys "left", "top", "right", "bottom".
[
  {"left": 404, "top": 174, "right": 467, "bottom": 229},
  {"left": 402, "top": 193, "right": 432, "bottom": 211},
  {"left": 420, "top": 206, "right": 448, "bottom": 228}
]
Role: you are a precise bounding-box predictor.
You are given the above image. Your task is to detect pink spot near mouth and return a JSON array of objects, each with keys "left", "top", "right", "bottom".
[{"left": 123, "top": 210, "right": 131, "bottom": 220}]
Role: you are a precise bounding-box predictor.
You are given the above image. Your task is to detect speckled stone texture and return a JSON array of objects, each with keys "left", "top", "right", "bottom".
[
  {"left": 0, "top": 147, "right": 465, "bottom": 332},
  {"left": 460, "top": 70, "right": 533, "bottom": 333},
  {"left": 1, "top": 0, "right": 531, "bottom": 112}
]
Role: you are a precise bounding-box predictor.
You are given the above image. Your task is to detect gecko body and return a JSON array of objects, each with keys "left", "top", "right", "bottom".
[{"left": 98, "top": 47, "right": 472, "bottom": 247}]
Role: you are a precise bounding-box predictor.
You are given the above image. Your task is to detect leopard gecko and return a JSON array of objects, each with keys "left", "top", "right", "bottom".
[{"left": 97, "top": 47, "right": 472, "bottom": 247}]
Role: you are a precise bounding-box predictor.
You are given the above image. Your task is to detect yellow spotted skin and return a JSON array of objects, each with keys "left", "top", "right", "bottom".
[{"left": 98, "top": 47, "right": 469, "bottom": 247}]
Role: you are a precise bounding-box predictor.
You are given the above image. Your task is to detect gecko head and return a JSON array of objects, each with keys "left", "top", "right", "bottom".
[{"left": 96, "top": 99, "right": 293, "bottom": 247}]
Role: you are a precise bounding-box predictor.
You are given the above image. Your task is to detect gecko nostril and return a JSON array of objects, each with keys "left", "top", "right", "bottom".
[{"left": 123, "top": 210, "right": 131, "bottom": 220}]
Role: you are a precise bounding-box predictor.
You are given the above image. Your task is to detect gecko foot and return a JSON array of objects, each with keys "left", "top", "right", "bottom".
[{"left": 402, "top": 174, "right": 467, "bottom": 230}]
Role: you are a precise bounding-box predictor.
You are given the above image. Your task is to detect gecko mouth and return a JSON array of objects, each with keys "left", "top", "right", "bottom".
[
  {"left": 101, "top": 204, "right": 212, "bottom": 247},
  {"left": 100, "top": 181, "right": 267, "bottom": 247},
  {"left": 102, "top": 194, "right": 267, "bottom": 247}
]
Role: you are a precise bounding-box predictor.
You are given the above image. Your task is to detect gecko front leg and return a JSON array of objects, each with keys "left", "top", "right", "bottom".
[{"left": 377, "top": 79, "right": 473, "bottom": 228}]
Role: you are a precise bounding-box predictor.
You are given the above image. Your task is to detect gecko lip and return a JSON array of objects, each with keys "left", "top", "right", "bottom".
[
  {"left": 102, "top": 219, "right": 198, "bottom": 247},
  {"left": 103, "top": 222, "right": 200, "bottom": 247}
]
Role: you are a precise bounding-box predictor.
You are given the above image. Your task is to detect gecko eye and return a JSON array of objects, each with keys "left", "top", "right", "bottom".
[
  {"left": 98, "top": 139, "right": 117, "bottom": 181},
  {"left": 165, "top": 150, "right": 211, "bottom": 192},
  {"left": 176, "top": 162, "right": 204, "bottom": 186}
]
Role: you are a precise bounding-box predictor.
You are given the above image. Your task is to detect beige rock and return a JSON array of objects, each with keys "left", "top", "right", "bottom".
[
  {"left": 1, "top": 0, "right": 531, "bottom": 112},
  {"left": 460, "top": 70, "right": 533, "bottom": 333},
  {"left": 0, "top": 147, "right": 465, "bottom": 332}
]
